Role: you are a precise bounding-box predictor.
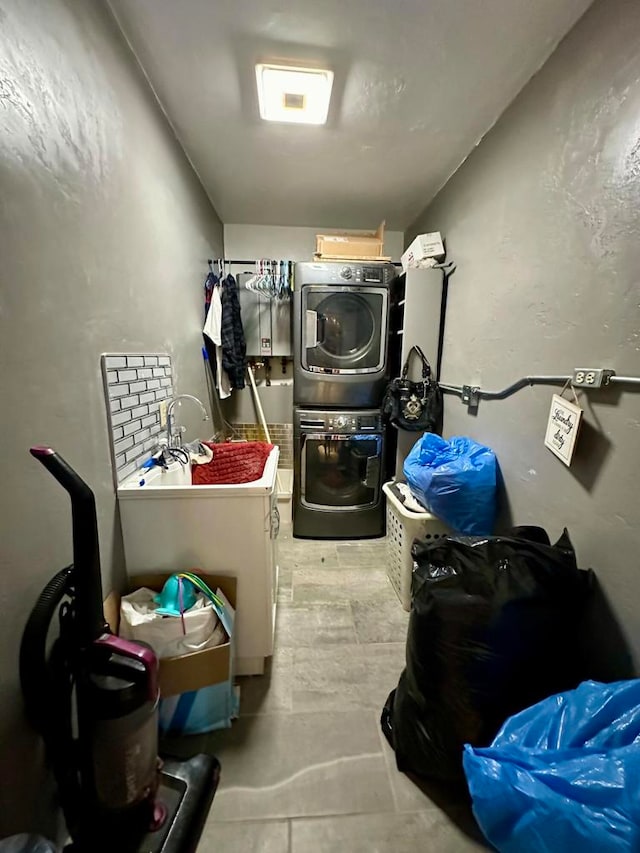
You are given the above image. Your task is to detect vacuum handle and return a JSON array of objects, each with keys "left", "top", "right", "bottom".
[
  {"left": 30, "top": 446, "right": 93, "bottom": 498},
  {"left": 30, "top": 446, "right": 107, "bottom": 643},
  {"left": 94, "top": 634, "right": 159, "bottom": 702}
]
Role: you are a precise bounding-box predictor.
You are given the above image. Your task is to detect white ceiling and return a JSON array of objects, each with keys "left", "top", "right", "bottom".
[{"left": 108, "top": 0, "right": 592, "bottom": 230}]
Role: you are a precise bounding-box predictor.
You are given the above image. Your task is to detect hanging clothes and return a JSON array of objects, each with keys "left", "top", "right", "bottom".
[
  {"left": 203, "top": 273, "right": 232, "bottom": 400},
  {"left": 220, "top": 274, "right": 247, "bottom": 390},
  {"left": 204, "top": 269, "right": 216, "bottom": 314}
]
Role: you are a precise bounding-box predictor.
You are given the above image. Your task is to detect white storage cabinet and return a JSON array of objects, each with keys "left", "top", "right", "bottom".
[
  {"left": 118, "top": 448, "right": 280, "bottom": 675},
  {"left": 391, "top": 266, "right": 444, "bottom": 479}
]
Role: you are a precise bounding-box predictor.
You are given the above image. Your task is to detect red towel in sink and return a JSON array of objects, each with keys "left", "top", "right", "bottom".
[{"left": 191, "top": 441, "right": 274, "bottom": 485}]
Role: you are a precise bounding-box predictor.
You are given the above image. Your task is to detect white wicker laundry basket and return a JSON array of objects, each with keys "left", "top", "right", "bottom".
[{"left": 383, "top": 482, "right": 451, "bottom": 611}]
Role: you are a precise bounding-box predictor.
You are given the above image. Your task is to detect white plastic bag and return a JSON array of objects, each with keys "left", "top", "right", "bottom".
[{"left": 119, "top": 587, "right": 226, "bottom": 658}]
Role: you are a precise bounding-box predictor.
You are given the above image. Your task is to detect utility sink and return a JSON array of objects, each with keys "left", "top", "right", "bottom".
[
  {"left": 118, "top": 445, "right": 278, "bottom": 494},
  {"left": 117, "top": 446, "right": 280, "bottom": 675},
  {"left": 129, "top": 460, "right": 192, "bottom": 488}
]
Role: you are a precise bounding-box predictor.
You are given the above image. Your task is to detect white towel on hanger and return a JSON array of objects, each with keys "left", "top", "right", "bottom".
[{"left": 203, "top": 286, "right": 231, "bottom": 399}]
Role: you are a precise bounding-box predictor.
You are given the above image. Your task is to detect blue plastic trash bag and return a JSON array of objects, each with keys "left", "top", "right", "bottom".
[
  {"left": 464, "top": 679, "right": 640, "bottom": 852},
  {"left": 403, "top": 434, "right": 497, "bottom": 535}
]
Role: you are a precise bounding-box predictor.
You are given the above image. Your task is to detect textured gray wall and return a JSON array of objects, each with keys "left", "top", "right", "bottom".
[
  {"left": 409, "top": 0, "right": 640, "bottom": 666},
  {"left": 0, "top": 0, "right": 222, "bottom": 835}
]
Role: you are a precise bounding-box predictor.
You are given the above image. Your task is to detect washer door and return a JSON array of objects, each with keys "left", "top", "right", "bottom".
[
  {"left": 300, "top": 433, "right": 382, "bottom": 510},
  {"left": 301, "top": 286, "right": 388, "bottom": 373}
]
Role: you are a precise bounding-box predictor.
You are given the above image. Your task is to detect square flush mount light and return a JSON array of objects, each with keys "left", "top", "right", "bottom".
[{"left": 256, "top": 63, "right": 334, "bottom": 125}]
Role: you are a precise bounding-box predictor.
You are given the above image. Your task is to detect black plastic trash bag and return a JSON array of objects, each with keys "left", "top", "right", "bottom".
[{"left": 382, "top": 527, "right": 593, "bottom": 782}]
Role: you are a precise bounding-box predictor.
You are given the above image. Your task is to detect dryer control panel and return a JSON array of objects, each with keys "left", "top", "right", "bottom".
[{"left": 339, "top": 265, "right": 391, "bottom": 284}]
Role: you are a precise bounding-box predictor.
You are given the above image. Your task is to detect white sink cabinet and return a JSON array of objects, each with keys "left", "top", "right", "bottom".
[{"left": 117, "top": 447, "right": 280, "bottom": 675}]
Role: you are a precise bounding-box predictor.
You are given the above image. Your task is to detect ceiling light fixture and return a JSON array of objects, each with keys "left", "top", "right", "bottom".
[{"left": 255, "top": 63, "right": 334, "bottom": 125}]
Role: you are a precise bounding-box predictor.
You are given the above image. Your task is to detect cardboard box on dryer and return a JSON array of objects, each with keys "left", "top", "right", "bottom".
[{"left": 315, "top": 221, "right": 388, "bottom": 260}]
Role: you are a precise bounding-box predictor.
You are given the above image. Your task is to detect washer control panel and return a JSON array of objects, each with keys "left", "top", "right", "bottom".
[{"left": 297, "top": 409, "right": 383, "bottom": 433}]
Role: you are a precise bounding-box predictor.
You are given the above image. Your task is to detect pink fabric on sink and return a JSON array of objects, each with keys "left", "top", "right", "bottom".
[{"left": 191, "top": 441, "right": 274, "bottom": 485}]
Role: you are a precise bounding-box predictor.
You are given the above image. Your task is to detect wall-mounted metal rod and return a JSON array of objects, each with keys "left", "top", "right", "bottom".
[
  {"left": 609, "top": 375, "right": 640, "bottom": 387},
  {"left": 440, "top": 375, "right": 571, "bottom": 401},
  {"left": 440, "top": 370, "right": 640, "bottom": 410},
  {"left": 438, "top": 384, "right": 465, "bottom": 395}
]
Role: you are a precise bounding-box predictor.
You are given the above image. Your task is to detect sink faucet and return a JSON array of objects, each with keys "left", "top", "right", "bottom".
[{"left": 166, "top": 394, "right": 209, "bottom": 448}]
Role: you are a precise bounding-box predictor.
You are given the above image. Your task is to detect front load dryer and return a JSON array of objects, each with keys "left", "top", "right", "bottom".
[{"left": 293, "top": 261, "right": 396, "bottom": 407}]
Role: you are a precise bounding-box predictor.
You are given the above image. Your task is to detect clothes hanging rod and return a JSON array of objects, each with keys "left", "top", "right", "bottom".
[
  {"left": 208, "top": 259, "right": 259, "bottom": 266},
  {"left": 207, "top": 258, "right": 404, "bottom": 267}
]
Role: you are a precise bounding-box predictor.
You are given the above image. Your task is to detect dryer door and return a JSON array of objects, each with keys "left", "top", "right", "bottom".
[{"left": 301, "top": 285, "right": 388, "bottom": 374}]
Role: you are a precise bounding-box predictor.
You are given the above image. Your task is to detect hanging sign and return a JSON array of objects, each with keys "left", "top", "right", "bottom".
[{"left": 544, "top": 393, "right": 583, "bottom": 466}]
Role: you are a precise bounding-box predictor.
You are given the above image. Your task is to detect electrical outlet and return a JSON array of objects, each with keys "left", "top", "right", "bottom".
[
  {"left": 571, "top": 368, "right": 613, "bottom": 389},
  {"left": 159, "top": 400, "right": 168, "bottom": 428}
]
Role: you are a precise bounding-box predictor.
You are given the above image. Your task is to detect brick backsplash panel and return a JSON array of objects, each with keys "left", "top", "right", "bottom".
[
  {"left": 232, "top": 422, "right": 293, "bottom": 468},
  {"left": 102, "top": 353, "right": 174, "bottom": 484}
]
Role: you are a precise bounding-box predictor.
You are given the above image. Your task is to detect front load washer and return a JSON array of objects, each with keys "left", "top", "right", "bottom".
[
  {"left": 293, "top": 407, "right": 386, "bottom": 539},
  {"left": 293, "top": 261, "right": 396, "bottom": 407}
]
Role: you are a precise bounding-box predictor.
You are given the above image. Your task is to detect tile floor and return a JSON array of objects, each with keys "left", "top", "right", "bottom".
[{"left": 168, "top": 529, "right": 489, "bottom": 852}]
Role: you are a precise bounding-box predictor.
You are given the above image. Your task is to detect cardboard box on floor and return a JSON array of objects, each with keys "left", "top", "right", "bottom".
[
  {"left": 104, "top": 572, "right": 236, "bottom": 698},
  {"left": 315, "top": 221, "right": 389, "bottom": 261}
]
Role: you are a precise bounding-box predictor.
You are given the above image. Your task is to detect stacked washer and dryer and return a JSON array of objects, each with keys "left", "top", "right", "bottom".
[{"left": 292, "top": 261, "right": 397, "bottom": 539}]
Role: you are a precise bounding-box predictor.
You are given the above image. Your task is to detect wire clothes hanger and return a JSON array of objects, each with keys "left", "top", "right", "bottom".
[{"left": 243, "top": 259, "right": 292, "bottom": 301}]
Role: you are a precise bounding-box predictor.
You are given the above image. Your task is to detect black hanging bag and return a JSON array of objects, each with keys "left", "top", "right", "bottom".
[{"left": 383, "top": 345, "right": 443, "bottom": 432}]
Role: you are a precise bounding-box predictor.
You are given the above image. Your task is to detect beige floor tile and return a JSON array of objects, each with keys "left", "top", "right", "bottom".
[
  {"left": 359, "top": 643, "right": 405, "bottom": 711},
  {"left": 278, "top": 539, "right": 340, "bottom": 570},
  {"left": 277, "top": 563, "right": 293, "bottom": 602},
  {"left": 291, "top": 644, "right": 404, "bottom": 714},
  {"left": 276, "top": 603, "right": 357, "bottom": 648},
  {"left": 207, "top": 710, "right": 392, "bottom": 821},
  {"left": 290, "top": 809, "right": 489, "bottom": 852},
  {"left": 198, "top": 818, "right": 289, "bottom": 852},
  {"left": 292, "top": 645, "right": 371, "bottom": 712},
  {"left": 238, "top": 648, "right": 293, "bottom": 716},
  {"left": 351, "top": 599, "right": 410, "bottom": 644},
  {"left": 292, "top": 568, "right": 390, "bottom": 603},
  {"left": 336, "top": 541, "right": 388, "bottom": 568}
]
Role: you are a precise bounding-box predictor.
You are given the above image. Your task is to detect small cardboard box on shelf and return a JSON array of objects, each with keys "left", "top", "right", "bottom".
[{"left": 401, "top": 232, "right": 445, "bottom": 271}]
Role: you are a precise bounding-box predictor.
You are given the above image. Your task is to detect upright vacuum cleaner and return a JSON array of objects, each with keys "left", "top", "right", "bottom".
[{"left": 20, "top": 447, "right": 220, "bottom": 852}]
